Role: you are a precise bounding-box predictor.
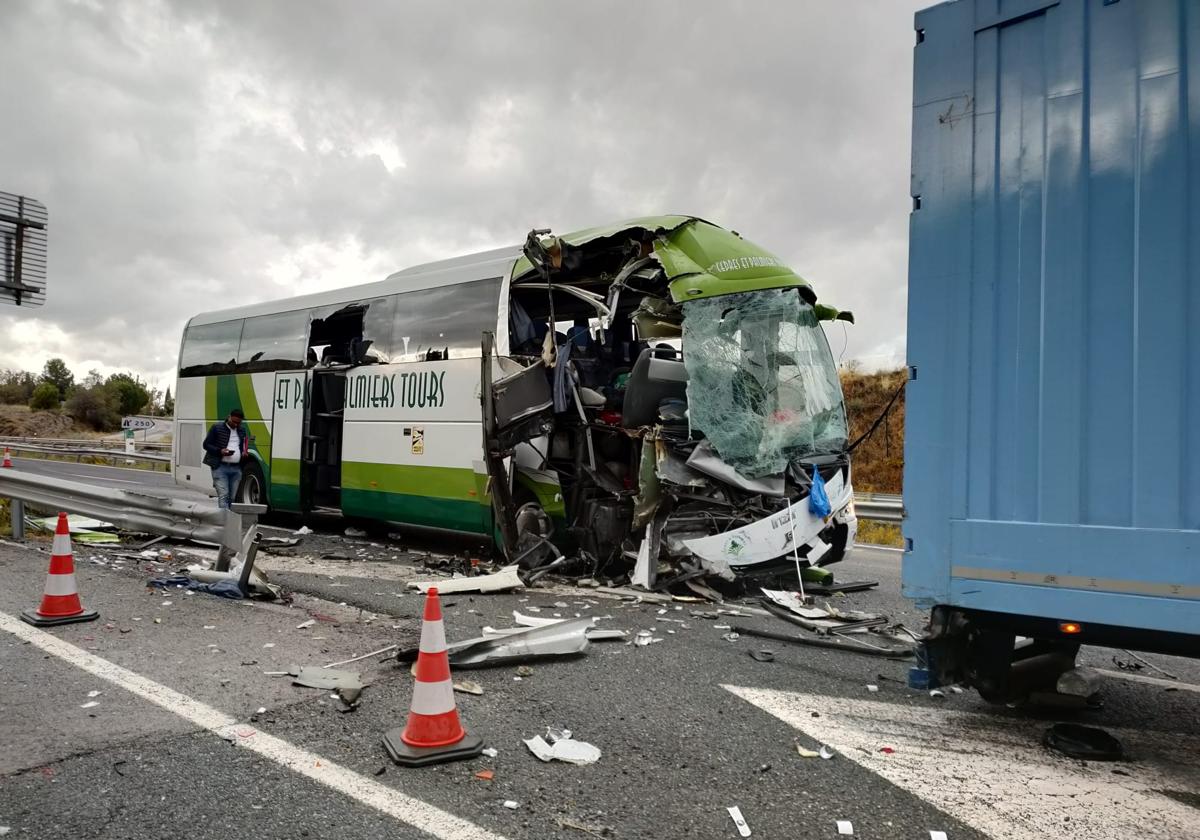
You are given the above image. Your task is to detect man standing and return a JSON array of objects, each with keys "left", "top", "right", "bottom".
[{"left": 202, "top": 408, "right": 249, "bottom": 510}]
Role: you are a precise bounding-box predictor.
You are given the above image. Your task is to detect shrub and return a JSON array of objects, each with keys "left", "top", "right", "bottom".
[
  {"left": 65, "top": 386, "right": 121, "bottom": 431},
  {"left": 29, "top": 382, "right": 61, "bottom": 411}
]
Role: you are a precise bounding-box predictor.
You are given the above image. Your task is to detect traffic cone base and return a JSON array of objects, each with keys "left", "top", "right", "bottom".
[
  {"left": 20, "top": 606, "right": 99, "bottom": 628},
  {"left": 21, "top": 512, "right": 99, "bottom": 627},
  {"left": 383, "top": 587, "right": 484, "bottom": 767},
  {"left": 382, "top": 728, "right": 483, "bottom": 767}
]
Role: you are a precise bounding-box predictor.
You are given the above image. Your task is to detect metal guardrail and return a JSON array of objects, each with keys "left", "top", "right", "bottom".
[
  {"left": 0, "top": 436, "right": 170, "bottom": 450},
  {"left": 0, "top": 440, "right": 170, "bottom": 463},
  {"left": 853, "top": 491, "right": 903, "bottom": 524},
  {"left": 0, "top": 468, "right": 265, "bottom": 571}
]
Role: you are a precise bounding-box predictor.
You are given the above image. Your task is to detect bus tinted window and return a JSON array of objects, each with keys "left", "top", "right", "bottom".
[
  {"left": 237, "top": 310, "right": 309, "bottom": 372},
  {"left": 393, "top": 278, "right": 501, "bottom": 361},
  {"left": 180, "top": 320, "right": 243, "bottom": 377}
]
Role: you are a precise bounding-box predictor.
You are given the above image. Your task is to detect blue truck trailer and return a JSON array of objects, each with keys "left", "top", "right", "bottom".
[{"left": 904, "top": 0, "right": 1199, "bottom": 701}]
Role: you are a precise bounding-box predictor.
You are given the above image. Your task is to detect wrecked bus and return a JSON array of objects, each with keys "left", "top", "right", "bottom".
[
  {"left": 173, "top": 216, "right": 856, "bottom": 584},
  {"left": 904, "top": 0, "right": 1200, "bottom": 700}
]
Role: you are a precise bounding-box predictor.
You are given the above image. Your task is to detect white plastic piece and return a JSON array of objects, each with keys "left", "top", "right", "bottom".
[
  {"left": 80, "top": 701, "right": 99, "bottom": 709},
  {"left": 930, "top": 832, "right": 948, "bottom": 840},
  {"left": 408, "top": 565, "right": 524, "bottom": 594},
  {"left": 819, "top": 745, "right": 835, "bottom": 760},
  {"left": 866, "top": 684, "right": 879, "bottom": 693},
  {"left": 727, "top": 806, "right": 751, "bottom": 837},
  {"left": 481, "top": 747, "right": 499, "bottom": 758},
  {"left": 502, "top": 801, "right": 519, "bottom": 810},
  {"left": 837, "top": 820, "right": 854, "bottom": 835}
]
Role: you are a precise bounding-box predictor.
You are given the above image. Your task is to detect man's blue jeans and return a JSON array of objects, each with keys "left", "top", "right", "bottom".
[{"left": 211, "top": 464, "right": 242, "bottom": 510}]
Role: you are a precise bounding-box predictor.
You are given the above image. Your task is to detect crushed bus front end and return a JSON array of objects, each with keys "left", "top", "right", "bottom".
[{"left": 488, "top": 216, "right": 857, "bottom": 592}]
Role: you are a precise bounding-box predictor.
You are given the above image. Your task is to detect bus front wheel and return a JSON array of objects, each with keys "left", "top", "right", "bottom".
[{"left": 237, "top": 462, "right": 266, "bottom": 507}]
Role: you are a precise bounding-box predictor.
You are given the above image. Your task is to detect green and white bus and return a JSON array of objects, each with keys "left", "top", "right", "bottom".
[{"left": 173, "top": 216, "right": 858, "bottom": 579}]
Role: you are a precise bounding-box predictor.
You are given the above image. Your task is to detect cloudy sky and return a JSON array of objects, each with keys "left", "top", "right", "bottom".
[{"left": 0, "top": 0, "right": 926, "bottom": 395}]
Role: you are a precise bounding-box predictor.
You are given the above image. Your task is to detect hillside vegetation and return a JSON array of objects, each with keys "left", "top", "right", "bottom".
[{"left": 841, "top": 367, "right": 906, "bottom": 494}]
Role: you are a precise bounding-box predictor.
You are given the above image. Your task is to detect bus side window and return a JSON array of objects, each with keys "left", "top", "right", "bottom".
[
  {"left": 180, "top": 320, "right": 244, "bottom": 377},
  {"left": 392, "top": 277, "right": 502, "bottom": 362}
]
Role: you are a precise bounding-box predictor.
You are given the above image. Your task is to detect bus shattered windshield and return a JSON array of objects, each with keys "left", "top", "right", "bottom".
[{"left": 682, "top": 288, "right": 848, "bottom": 478}]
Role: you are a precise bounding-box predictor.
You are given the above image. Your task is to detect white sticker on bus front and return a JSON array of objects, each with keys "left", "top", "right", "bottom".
[{"left": 411, "top": 426, "right": 424, "bottom": 455}]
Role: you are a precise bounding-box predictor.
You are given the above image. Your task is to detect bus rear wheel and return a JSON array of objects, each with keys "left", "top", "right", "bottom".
[{"left": 237, "top": 462, "right": 266, "bottom": 507}]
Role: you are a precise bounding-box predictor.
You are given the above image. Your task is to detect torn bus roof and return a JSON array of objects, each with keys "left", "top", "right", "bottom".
[{"left": 511, "top": 216, "right": 852, "bottom": 319}]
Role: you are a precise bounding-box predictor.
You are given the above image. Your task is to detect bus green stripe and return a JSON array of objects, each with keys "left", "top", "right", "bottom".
[{"left": 341, "top": 489, "right": 487, "bottom": 534}]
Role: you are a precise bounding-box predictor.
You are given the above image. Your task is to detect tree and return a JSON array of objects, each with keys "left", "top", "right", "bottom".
[
  {"left": 163, "top": 385, "right": 174, "bottom": 416},
  {"left": 104, "top": 373, "right": 151, "bottom": 417},
  {"left": 29, "top": 382, "right": 61, "bottom": 411},
  {"left": 40, "top": 358, "right": 75, "bottom": 400},
  {"left": 66, "top": 386, "right": 120, "bottom": 431},
  {"left": 81, "top": 369, "right": 104, "bottom": 390},
  {"left": 0, "top": 369, "right": 36, "bottom": 404}
]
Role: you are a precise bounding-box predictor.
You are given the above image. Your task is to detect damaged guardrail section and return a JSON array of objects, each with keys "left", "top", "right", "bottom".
[{"left": 0, "top": 469, "right": 261, "bottom": 566}]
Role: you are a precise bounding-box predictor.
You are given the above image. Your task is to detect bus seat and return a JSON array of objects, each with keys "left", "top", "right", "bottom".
[{"left": 621, "top": 348, "right": 688, "bottom": 428}]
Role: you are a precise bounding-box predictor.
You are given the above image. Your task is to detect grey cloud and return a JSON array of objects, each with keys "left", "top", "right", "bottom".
[{"left": 0, "top": 0, "right": 925, "bottom": 390}]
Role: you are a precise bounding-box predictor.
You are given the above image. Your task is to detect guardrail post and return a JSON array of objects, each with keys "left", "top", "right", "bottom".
[
  {"left": 10, "top": 498, "right": 23, "bottom": 540},
  {"left": 215, "top": 509, "right": 242, "bottom": 572}
]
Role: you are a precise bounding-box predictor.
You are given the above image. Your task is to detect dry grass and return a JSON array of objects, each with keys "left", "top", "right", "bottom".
[
  {"left": 856, "top": 520, "right": 903, "bottom": 548},
  {"left": 841, "top": 367, "right": 906, "bottom": 494},
  {"left": 0, "top": 404, "right": 79, "bottom": 437}
]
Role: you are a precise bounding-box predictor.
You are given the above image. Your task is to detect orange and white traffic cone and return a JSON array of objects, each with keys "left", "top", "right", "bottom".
[
  {"left": 20, "top": 512, "right": 99, "bottom": 627},
  {"left": 382, "top": 587, "right": 483, "bottom": 766},
  {"left": 2, "top": 447, "right": 12, "bottom": 468}
]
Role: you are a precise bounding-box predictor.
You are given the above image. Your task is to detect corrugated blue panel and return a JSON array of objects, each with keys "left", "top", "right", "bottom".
[{"left": 904, "top": 0, "right": 1200, "bottom": 634}]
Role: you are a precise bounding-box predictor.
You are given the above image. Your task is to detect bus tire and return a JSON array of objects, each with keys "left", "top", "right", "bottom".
[{"left": 237, "top": 461, "right": 267, "bottom": 507}]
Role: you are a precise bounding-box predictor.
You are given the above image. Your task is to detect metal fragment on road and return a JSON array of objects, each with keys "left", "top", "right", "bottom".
[
  {"left": 431, "top": 618, "right": 592, "bottom": 668},
  {"left": 726, "top": 806, "right": 751, "bottom": 837},
  {"left": 722, "top": 632, "right": 740, "bottom": 642},
  {"left": 323, "top": 644, "right": 398, "bottom": 668},
  {"left": 290, "top": 666, "right": 365, "bottom": 693},
  {"left": 866, "top": 684, "right": 879, "bottom": 693},
  {"left": 819, "top": 745, "right": 835, "bottom": 760},
  {"left": 295, "top": 619, "right": 315, "bottom": 629},
  {"left": 81, "top": 701, "right": 99, "bottom": 709}
]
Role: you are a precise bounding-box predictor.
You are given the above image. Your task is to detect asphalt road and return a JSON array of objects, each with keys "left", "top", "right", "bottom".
[{"left": 0, "top": 462, "right": 1197, "bottom": 839}]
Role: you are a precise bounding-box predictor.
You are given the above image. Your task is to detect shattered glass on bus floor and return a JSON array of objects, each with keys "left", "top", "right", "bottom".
[{"left": 682, "top": 289, "right": 848, "bottom": 478}]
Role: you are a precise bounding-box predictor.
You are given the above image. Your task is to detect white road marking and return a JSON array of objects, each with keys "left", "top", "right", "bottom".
[
  {"left": 1095, "top": 668, "right": 1200, "bottom": 694},
  {"left": 0, "top": 611, "right": 507, "bottom": 840},
  {"left": 724, "top": 685, "right": 1200, "bottom": 840}
]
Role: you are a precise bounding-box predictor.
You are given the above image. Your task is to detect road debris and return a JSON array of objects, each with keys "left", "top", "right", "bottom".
[
  {"left": 523, "top": 729, "right": 602, "bottom": 765},
  {"left": 796, "top": 745, "right": 820, "bottom": 758},
  {"left": 929, "top": 832, "right": 948, "bottom": 840},
  {"left": 748, "top": 650, "right": 775, "bottom": 662},
  {"left": 722, "top": 632, "right": 740, "bottom": 642},
  {"left": 634, "top": 631, "right": 662, "bottom": 646},
  {"left": 502, "top": 801, "right": 519, "bottom": 810},
  {"left": 86, "top": 690, "right": 102, "bottom": 698},
  {"left": 1042, "top": 723, "right": 1124, "bottom": 761},
  {"left": 80, "top": 701, "right": 99, "bottom": 709},
  {"left": 295, "top": 619, "right": 316, "bottom": 630},
  {"left": 324, "top": 645, "right": 398, "bottom": 668},
  {"left": 344, "top": 526, "right": 368, "bottom": 538},
  {"left": 836, "top": 820, "right": 854, "bottom": 835},
  {"left": 819, "top": 745, "right": 835, "bottom": 760},
  {"left": 453, "top": 679, "right": 484, "bottom": 695},
  {"left": 481, "top": 747, "right": 499, "bottom": 758},
  {"left": 474, "top": 769, "right": 494, "bottom": 781},
  {"left": 408, "top": 565, "right": 524, "bottom": 595},
  {"left": 726, "top": 806, "right": 751, "bottom": 837},
  {"left": 399, "top": 618, "right": 592, "bottom": 668},
  {"left": 866, "top": 684, "right": 879, "bottom": 693},
  {"left": 929, "top": 689, "right": 945, "bottom": 699}
]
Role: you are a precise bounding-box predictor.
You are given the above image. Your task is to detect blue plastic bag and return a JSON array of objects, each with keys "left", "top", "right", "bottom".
[{"left": 808, "top": 465, "right": 831, "bottom": 518}]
